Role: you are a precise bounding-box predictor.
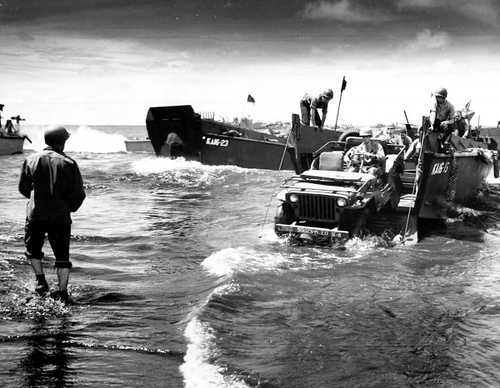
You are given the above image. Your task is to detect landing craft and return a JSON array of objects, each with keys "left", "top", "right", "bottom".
[
  {"left": 144, "top": 105, "right": 358, "bottom": 171},
  {"left": 143, "top": 103, "right": 498, "bottom": 244},
  {"left": 274, "top": 116, "right": 499, "bottom": 244}
]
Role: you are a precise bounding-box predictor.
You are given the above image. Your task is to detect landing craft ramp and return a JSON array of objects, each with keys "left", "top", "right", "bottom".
[{"left": 146, "top": 105, "right": 202, "bottom": 157}]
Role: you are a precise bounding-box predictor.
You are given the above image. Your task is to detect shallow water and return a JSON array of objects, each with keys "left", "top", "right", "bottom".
[{"left": 1, "top": 125, "right": 500, "bottom": 387}]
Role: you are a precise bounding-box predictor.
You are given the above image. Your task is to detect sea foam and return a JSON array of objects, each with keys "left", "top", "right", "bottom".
[
  {"left": 201, "top": 247, "right": 289, "bottom": 277},
  {"left": 180, "top": 317, "right": 249, "bottom": 388}
]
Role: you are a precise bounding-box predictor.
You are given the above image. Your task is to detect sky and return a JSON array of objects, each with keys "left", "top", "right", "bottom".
[{"left": 1, "top": 0, "right": 499, "bottom": 126}]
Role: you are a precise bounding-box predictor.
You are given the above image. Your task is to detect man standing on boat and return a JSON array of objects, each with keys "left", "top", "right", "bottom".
[
  {"left": 344, "top": 127, "right": 385, "bottom": 175},
  {"left": 430, "top": 88, "right": 455, "bottom": 133},
  {"left": 300, "top": 89, "right": 334, "bottom": 129},
  {"left": 19, "top": 126, "right": 86, "bottom": 303}
]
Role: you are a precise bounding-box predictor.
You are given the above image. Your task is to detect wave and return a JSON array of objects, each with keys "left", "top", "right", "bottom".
[
  {"left": 201, "top": 247, "right": 290, "bottom": 278},
  {"left": 0, "top": 334, "right": 184, "bottom": 360},
  {"left": 182, "top": 241, "right": 421, "bottom": 387},
  {"left": 65, "top": 126, "right": 127, "bottom": 153},
  {"left": 180, "top": 246, "right": 336, "bottom": 387},
  {"left": 131, "top": 157, "right": 251, "bottom": 175},
  {"left": 0, "top": 232, "right": 24, "bottom": 244},
  {"left": 181, "top": 249, "right": 273, "bottom": 388},
  {"left": 67, "top": 341, "right": 185, "bottom": 360},
  {"left": 83, "top": 291, "right": 145, "bottom": 304},
  {"left": 130, "top": 157, "right": 249, "bottom": 189},
  {"left": 180, "top": 317, "right": 250, "bottom": 388},
  {"left": 71, "top": 234, "right": 144, "bottom": 244},
  {"left": 23, "top": 125, "right": 126, "bottom": 153}
]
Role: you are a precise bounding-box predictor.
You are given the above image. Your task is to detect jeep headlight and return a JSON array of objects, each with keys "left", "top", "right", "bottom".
[
  {"left": 289, "top": 194, "right": 299, "bottom": 203},
  {"left": 336, "top": 198, "right": 347, "bottom": 207}
]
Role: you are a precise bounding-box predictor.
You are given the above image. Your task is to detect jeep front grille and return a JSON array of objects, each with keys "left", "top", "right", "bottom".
[{"left": 296, "top": 194, "right": 338, "bottom": 222}]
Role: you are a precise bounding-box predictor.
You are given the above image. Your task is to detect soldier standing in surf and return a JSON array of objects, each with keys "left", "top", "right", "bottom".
[{"left": 19, "top": 126, "right": 86, "bottom": 303}]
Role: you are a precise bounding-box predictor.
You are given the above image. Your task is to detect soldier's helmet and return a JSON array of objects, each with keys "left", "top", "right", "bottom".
[
  {"left": 44, "top": 125, "right": 70, "bottom": 146},
  {"left": 322, "top": 88, "right": 334, "bottom": 100},
  {"left": 434, "top": 87, "right": 448, "bottom": 98}
]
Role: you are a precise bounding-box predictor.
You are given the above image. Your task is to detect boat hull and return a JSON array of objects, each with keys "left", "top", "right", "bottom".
[
  {"left": 145, "top": 105, "right": 348, "bottom": 171},
  {"left": 0, "top": 136, "right": 24, "bottom": 155},
  {"left": 146, "top": 105, "right": 301, "bottom": 170},
  {"left": 417, "top": 150, "right": 493, "bottom": 219},
  {"left": 199, "top": 133, "right": 296, "bottom": 170}
]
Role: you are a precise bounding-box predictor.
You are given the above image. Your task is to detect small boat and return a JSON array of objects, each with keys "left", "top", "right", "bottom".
[
  {"left": 0, "top": 134, "right": 25, "bottom": 155},
  {"left": 124, "top": 139, "right": 154, "bottom": 153},
  {"left": 0, "top": 114, "right": 29, "bottom": 156}
]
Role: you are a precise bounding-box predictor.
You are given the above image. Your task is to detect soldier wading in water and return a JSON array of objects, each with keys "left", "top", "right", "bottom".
[{"left": 19, "top": 126, "right": 86, "bottom": 303}]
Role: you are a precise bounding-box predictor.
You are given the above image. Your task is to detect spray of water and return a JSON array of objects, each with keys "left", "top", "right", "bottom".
[
  {"left": 201, "top": 247, "right": 290, "bottom": 277},
  {"left": 180, "top": 317, "right": 250, "bottom": 388},
  {"left": 132, "top": 157, "right": 211, "bottom": 175},
  {"left": 130, "top": 157, "right": 254, "bottom": 188},
  {"left": 131, "top": 157, "right": 248, "bottom": 176},
  {"left": 22, "top": 125, "right": 126, "bottom": 153},
  {"left": 65, "top": 126, "right": 127, "bottom": 153}
]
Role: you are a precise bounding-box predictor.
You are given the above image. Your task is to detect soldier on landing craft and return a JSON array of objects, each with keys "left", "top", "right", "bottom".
[
  {"left": 430, "top": 87, "right": 455, "bottom": 133},
  {"left": 300, "top": 89, "right": 334, "bottom": 129}
]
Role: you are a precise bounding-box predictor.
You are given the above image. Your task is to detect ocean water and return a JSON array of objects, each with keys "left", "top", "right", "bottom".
[{"left": 1, "top": 125, "right": 500, "bottom": 387}]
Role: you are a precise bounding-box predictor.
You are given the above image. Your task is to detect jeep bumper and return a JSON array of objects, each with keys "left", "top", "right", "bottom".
[{"left": 275, "top": 222, "right": 349, "bottom": 241}]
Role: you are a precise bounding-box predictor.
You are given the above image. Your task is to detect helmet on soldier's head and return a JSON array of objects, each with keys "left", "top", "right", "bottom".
[
  {"left": 434, "top": 88, "right": 448, "bottom": 98},
  {"left": 322, "top": 88, "right": 334, "bottom": 100},
  {"left": 359, "top": 127, "right": 373, "bottom": 137},
  {"left": 44, "top": 125, "right": 70, "bottom": 146}
]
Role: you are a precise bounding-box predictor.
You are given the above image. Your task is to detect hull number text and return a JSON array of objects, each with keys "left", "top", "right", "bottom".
[
  {"left": 205, "top": 137, "right": 229, "bottom": 147},
  {"left": 431, "top": 161, "right": 450, "bottom": 176}
]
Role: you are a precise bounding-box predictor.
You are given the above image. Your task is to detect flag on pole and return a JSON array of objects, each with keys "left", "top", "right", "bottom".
[
  {"left": 341, "top": 76, "right": 347, "bottom": 92},
  {"left": 334, "top": 76, "right": 347, "bottom": 131},
  {"left": 247, "top": 94, "right": 255, "bottom": 103}
]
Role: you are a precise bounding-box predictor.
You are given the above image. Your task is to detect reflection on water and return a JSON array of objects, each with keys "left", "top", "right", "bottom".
[{"left": 18, "top": 320, "right": 74, "bottom": 387}]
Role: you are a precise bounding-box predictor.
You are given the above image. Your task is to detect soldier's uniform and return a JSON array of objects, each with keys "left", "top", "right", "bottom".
[
  {"left": 19, "top": 147, "right": 86, "bottom": 269},
  {"left": 430, "top": 88, "right": 455, "bottom": 131},
  {"left": 300, "top": 89, "right": 333, "bottom": 128}
]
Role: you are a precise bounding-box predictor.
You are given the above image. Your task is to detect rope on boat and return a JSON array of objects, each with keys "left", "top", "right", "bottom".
[{"left": 258, "top": 128, "right": 295, "bottom": 238}]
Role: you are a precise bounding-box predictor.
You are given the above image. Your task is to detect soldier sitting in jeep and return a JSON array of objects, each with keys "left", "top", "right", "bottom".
[{"left": 343, "top": 127, "right": 385, "bottom": 176}]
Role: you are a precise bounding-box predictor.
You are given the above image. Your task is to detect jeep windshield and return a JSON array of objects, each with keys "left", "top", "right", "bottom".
[{"left": 297, "top": 170, "right": 373, "bottom": 188}]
